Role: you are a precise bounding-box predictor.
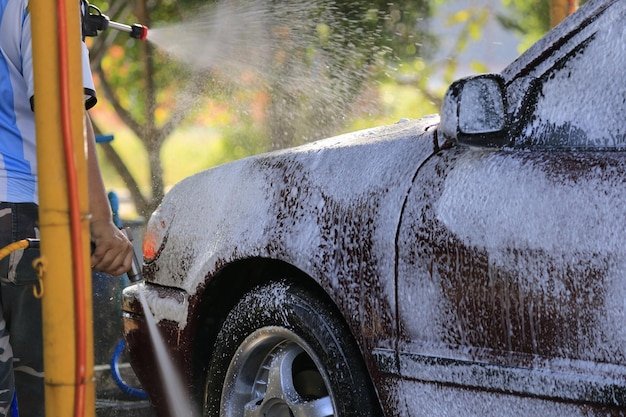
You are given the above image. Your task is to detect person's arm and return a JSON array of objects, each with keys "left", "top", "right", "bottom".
[{"left": 85, "top": 111, "right": 133, "bottom": 275}]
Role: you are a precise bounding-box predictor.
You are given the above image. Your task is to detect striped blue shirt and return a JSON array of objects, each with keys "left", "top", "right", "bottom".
[{"left": 0, "top": 0, "right": 96, "bottom": 204}]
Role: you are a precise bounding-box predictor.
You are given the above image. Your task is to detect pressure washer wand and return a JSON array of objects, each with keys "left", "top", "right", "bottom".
[
  {"left": 83, "top": 2, "right": 148, "bottom": 41},
  {"left": 121, "top": 228, "right": 143, "bottom": 283},
  {"left": 107, "top": 21, "right": 149, "bottom": 41}
]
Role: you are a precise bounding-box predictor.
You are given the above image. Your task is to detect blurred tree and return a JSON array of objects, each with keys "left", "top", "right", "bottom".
[
  {"left": 86, "top": 0, "right": 435, "bottom": 217},
  {"left": 425, "top": 0, "right": 584, "bottom": 91},
  {"left": 88, "top": 0, "right": 213, "bottom": 216},
  {"left": 498, "top": 0, "right": 585, "bottom": 49},
  {"left": 261, "top": 0, "right": 434, "bottom": 148},
  {"left": 550, "top": 0, "right": 579, "bottom": 28}
]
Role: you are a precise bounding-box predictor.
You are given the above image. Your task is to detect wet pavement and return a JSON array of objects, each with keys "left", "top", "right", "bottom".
[
  {"left": 95, "top": 363, "right": 155, "bottom": 417},
  {"left": 96, "top": 396, "right": 154, "bottom": 417}
]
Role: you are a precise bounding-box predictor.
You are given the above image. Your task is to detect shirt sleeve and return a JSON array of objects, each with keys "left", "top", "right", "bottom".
[
  {"left": 82, "top": 40, "right": 97, "bottom": 109},
  {"left": 25, "top": 1, "right": 98, "bottom": 111},
  {"left": 80, "top": 0, "right": 97, "bottom": 109},
  {"left": 22, "top": 5, "right": 35, "bottom": 107}
]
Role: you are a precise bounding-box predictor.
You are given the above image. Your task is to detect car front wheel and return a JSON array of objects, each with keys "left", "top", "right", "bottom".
[{"left": 203, "top": 280, "right": 381, "bottom": 417}]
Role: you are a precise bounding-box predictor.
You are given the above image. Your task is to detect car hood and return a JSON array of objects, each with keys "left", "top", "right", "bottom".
[{"left": 144, "top": 115, "right": 442, "bottom": 297}]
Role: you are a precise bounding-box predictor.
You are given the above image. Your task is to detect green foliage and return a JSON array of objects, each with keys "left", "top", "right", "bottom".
[
  {"left": 497, "top": 0, "right": 589, "bottom": 51},
  {"left": 334, "top": 0, "right": 433, "bottom": 62},
  {"left": 498, "top": 0, "right": 551, "bottom": 49}
]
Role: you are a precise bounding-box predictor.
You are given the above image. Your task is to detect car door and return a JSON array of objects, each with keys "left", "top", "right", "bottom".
[{"left": 392, "top": 0, "right": 626, "bottom": 413}]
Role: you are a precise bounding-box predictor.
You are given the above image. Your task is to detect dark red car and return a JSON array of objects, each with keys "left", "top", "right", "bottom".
[{"left": 122, "top": 0, "right": 626, "bottom": 415}]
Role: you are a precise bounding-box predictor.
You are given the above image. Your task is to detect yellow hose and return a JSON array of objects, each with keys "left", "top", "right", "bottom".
[
  {"left": 0, "top": 239, "right": 44, "bottom": 298},
  {"left": 0, "top": 240, "right": 30, "bottom": 261}
]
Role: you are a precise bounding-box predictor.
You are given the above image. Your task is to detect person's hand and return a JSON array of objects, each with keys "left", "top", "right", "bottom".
[{"left": 90, "top": 218, "right": 134, "bottom": 276}]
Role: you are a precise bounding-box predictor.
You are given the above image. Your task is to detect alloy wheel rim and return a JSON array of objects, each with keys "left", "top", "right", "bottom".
[{"left": 220, "top": 326, "right": 336, "bottom": 417}]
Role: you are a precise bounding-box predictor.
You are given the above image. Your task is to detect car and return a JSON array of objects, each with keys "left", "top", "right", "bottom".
[{"left": 121, "top": 0, "right": 626, "bottom": 415}]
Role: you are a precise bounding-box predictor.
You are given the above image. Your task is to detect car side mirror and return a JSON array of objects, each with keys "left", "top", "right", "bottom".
[{"left": 440, "top": 74, "right": 508, "bottom": 148}]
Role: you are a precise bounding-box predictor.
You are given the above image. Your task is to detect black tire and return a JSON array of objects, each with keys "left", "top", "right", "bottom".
[{"left": 203, "top": 280, "right": 382, "bottom": 417}]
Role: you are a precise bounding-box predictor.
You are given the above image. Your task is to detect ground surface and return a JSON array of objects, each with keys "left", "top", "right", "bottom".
[{"left": 95, "top": 365, "right": 155, "bottom": 417}]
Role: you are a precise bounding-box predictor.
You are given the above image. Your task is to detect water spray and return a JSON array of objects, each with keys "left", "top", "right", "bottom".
[{"left": 83, "top": 1, "right": 148, "bottom": 40}]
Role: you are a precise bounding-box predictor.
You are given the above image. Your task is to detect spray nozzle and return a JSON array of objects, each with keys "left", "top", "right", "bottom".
[
  {"left": 129, "top": 23, "right": 149, "bottom": 41},
  {"left": 84, "top": 3, "right": 148, "bottom": 41}
]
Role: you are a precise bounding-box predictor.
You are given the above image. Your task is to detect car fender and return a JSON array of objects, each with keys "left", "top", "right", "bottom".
[{"left": 143, "top": 115, "right": 442, "bottom": 334}]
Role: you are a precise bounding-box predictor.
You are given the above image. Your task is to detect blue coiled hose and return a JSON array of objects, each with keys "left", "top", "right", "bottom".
[
  {"left": 11, "top": 392, "right": 18, "bottom": 416},
  {"left": 110, "top": 339, "right": 147, "bottom": 399}
]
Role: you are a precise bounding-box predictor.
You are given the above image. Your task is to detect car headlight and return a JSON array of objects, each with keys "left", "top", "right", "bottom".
[{"left": 142, "top": 204, "right": 169, "bottom": 263}]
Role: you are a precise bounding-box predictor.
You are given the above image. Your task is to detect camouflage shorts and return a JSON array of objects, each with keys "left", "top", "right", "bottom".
[
  {"left": 0, "top": 203, "right": 41, "bottom": 285},
  {"left": 0, "top": 203, "right": 44, "bottom": 417}
]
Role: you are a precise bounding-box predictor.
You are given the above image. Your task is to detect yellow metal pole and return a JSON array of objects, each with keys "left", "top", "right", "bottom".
[{"left": 30, "top": 1, "right": 95, "bottom": 416}]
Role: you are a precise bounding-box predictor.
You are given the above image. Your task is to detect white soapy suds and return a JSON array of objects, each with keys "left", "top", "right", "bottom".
[
  {"left": 524, "top": 19, "right": 625, "bottom": 147},
  {"left": 145, "top": 118, "right": 439, "bottom": 328},
  {"left": 141, "top": 286, "right": 190, "bottom": 329},
  {"left": 393, "top": 146, "right": 626, "bottom": 367},
  {"left": 437, "top": 151, "right": 626, "bottom": 255}
]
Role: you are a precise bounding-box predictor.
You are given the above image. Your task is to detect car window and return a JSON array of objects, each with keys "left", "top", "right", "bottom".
[{"left": 513, "top": 6, "right": 625, "bottom": 150}]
